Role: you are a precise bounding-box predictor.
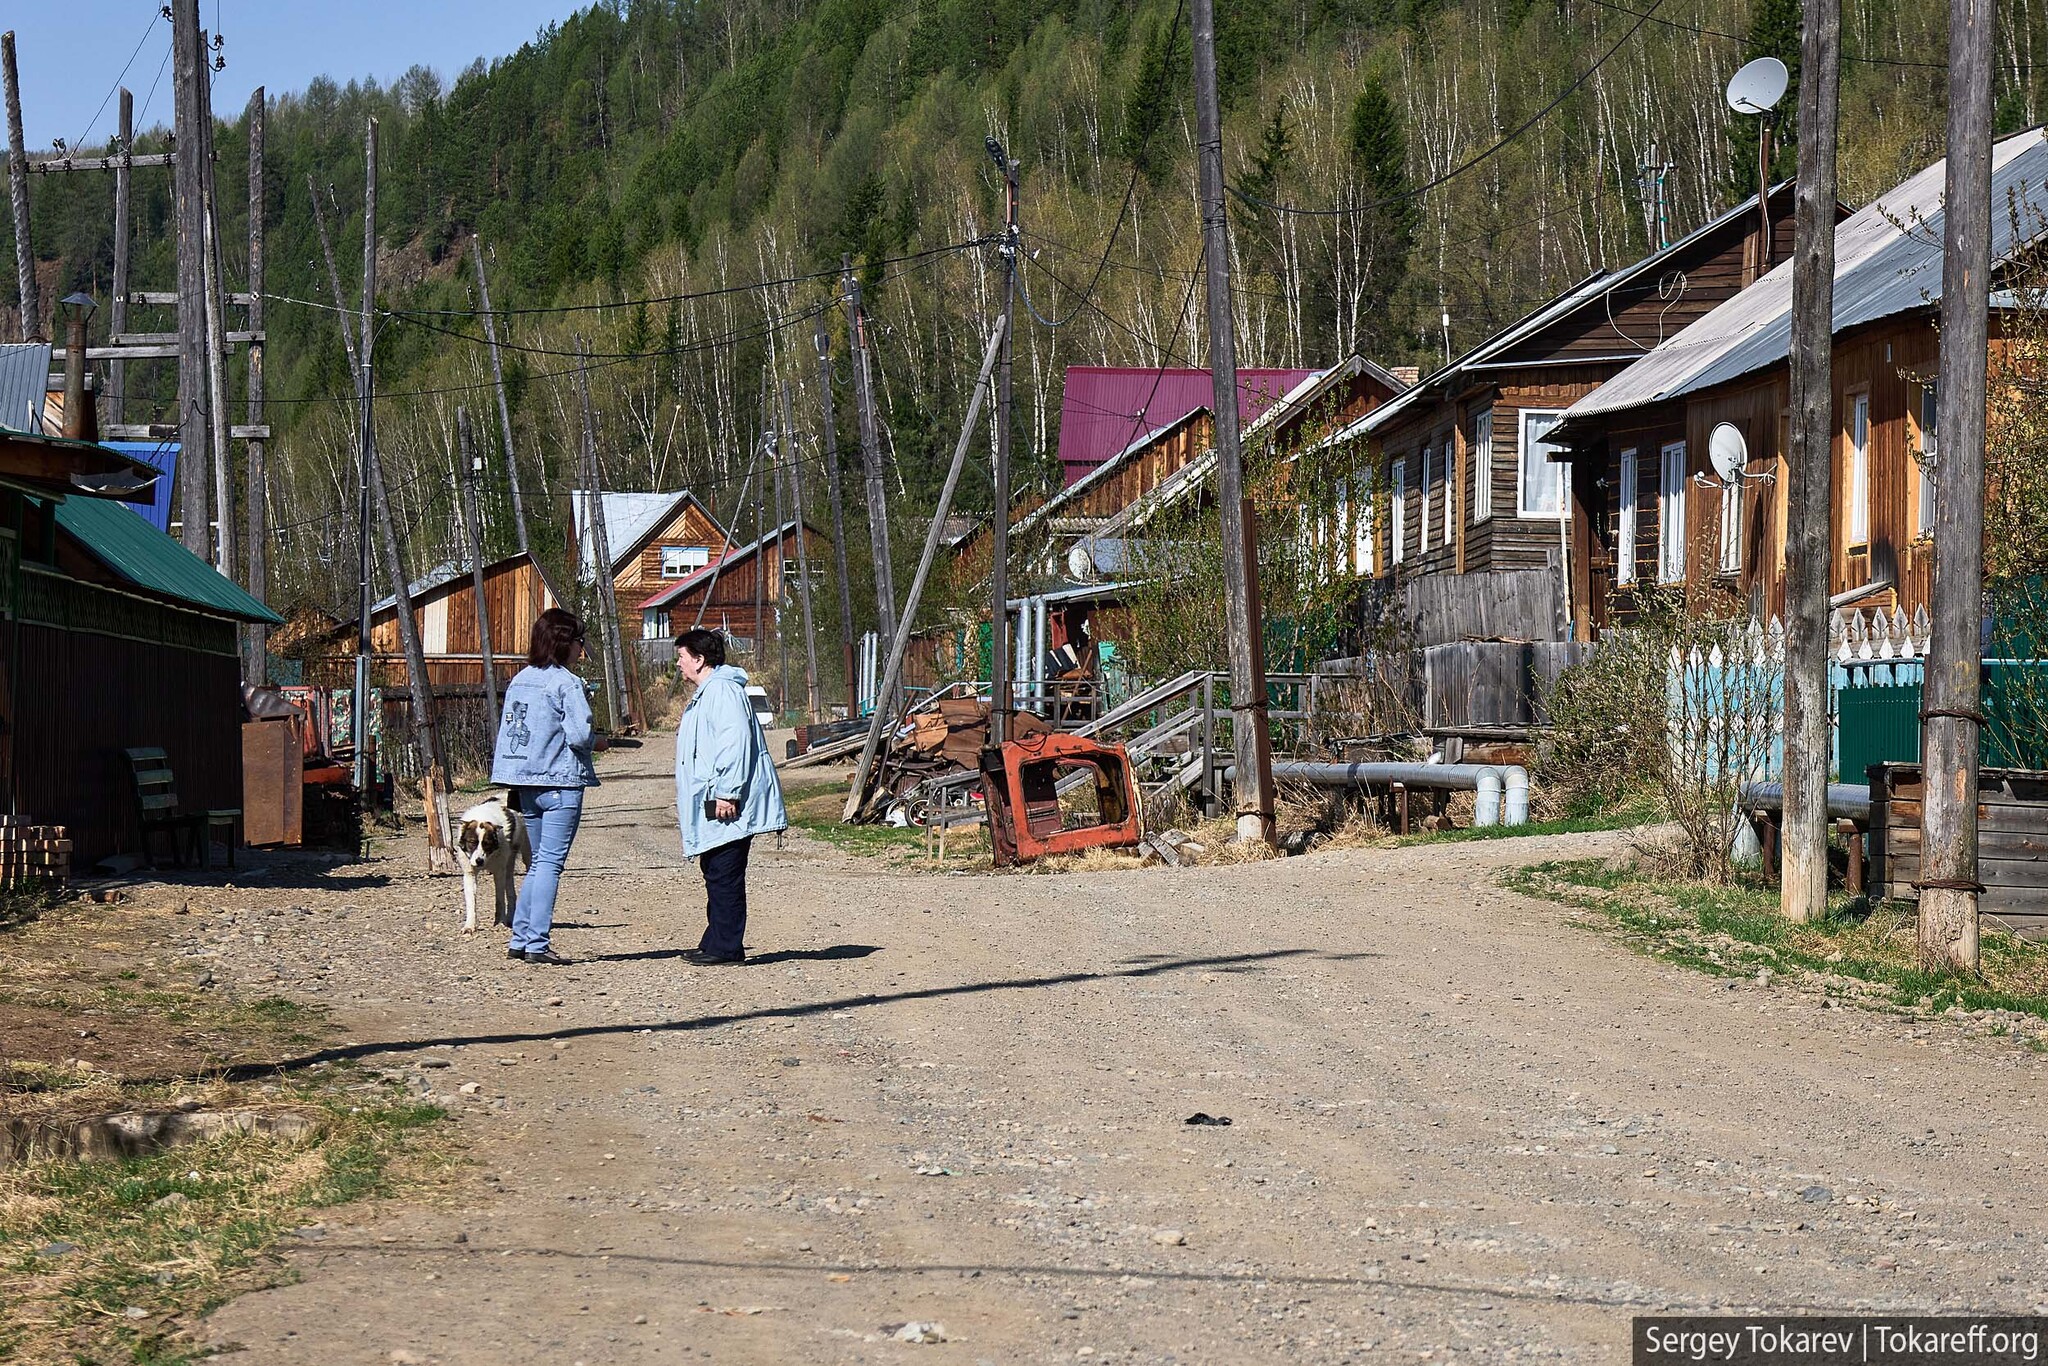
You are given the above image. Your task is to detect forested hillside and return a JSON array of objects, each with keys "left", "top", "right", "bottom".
[{"left": 2, "top": 0, "right": 2042, "bottom": 624}]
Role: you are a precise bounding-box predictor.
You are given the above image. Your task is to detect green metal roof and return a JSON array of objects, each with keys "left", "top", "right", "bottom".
[{"left": 53, "top": 494, "right": 284, "bottom": 625}]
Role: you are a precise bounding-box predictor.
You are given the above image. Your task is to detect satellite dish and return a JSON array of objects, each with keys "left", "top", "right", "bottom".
[
  {"left": 1726, "top": 57, "right": 1789, "bottom": 115},
  {"left": 1708, "top": 423, "right": 1750, "bottom": 484}
]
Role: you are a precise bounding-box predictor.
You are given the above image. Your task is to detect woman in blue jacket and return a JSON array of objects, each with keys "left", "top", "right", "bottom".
[
  {"left": 674, "top": 627, "right": 787, "bottom": 965},
  {"left": 490, "top": 607, "right": 601, "bottom": 965}
]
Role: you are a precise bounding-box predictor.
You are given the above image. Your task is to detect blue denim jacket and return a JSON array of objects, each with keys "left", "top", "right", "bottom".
[
  {"left": 676, "top": 664, "right": 787, "bottom": 856},
  {"left": 490, "top": 664, "right": 599, "bottom": 788}
]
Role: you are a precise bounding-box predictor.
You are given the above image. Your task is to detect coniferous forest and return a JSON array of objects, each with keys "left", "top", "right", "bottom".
[{"left": 2, "top": 0, "right": 2042, "bottom": 626}]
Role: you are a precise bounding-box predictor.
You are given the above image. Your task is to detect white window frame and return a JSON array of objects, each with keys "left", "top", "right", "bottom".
[
  {"left": 1719, "top": 479, "right": 1742, "bottom": 574},
  {"left": 659, "top": 544, "right": 710, "bottom": 579},
  {"left": 1420, "top": 447, "right": 1434, "bottom": 550},
  {"left": 1471, "top": 410, "right": 1494, "bottom": 523},
  {"left": 1616, "top": 447, "right": 1638, "bottom": 584},
  {"left": 1518, "top": 409, "right": 1569, "bottom": 519},
  {"left": 1848, "top": 391, "right": 1871, "bottom": 545},
  {"left": 1659, "top": 441, "right": 1688, "bottom": 583},
  {"left": 1914, "top": 382, "right": 1937, "bottom": 537},
  {"left": 1390, "top": 459, "right": 1407, "bottom": 565},
  {"left": 1354, "top": 480, "right": 1375, "bottom": 574}
]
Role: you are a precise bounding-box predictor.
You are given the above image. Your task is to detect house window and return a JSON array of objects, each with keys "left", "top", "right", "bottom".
[
  {"left": 1848, "top": 392, "right": 1871, "bottom": 546},
  {"left": 1420, "top": 448, "right": 1434, "bottom": 550},
  {"left": 660, "top": 544, "right": 710, "bottom": 578},
  {"left": 1719, "top": 479, "right": 1742, "bottom": 574},
  {"left": 1390, "top": 459, "right": 1407, "bottom": 565},
  {"left": 1472, "top": 410, "right": 1493, "bottom": 523},
  {"left": 1616, "top": 448, "right": 1638, "bottom": 584},
  {"left": 1518, "top": 410, "right": 1568, "bottom": 518},
  {"left": 1915, "top": 382, "right": 1938, "bottom": 537},
  {"left": 1659, "top": 441, "right": 1688, "bottom": 583}
]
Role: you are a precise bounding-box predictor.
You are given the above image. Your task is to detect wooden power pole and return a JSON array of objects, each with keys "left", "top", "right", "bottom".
[
  {"left": 844, "top": 258, "right": 898, "bottom": 695},
  {"left": 458, "top": 407, "right": 500, "bottom": 733},
  {"left": 1192, "top": 0, "right": 1275, "bottom": 847},
  {"left": 171, "top": 0, "right": 209, "bottom": 557},
  {"left": 988, "top": 140, "right": 1019, "bottom": 747},
  {"left": 1779, "top": 0, "right": 1842, "bottom": 923},
  {"left": 197, "top": 46, "right": 233, "bottom": 579},
  {"left": 243, "top": 86, "right": 268, "bottom": 681},
  {"left": 472, "top": 235, "right": 529, "bottom": 554},
  {"left": 109, "top": 88, "right": 132, "bottom": 423},
  {"left": 780, "top": 380, "right": 821, "bottom": 722},
  {"left": 1919, "top": 0, "right": 1996, "bottom": 973},
  {"left": 813, "top": 310, "right": 858, "bottom": 711},
  {"left": 1, "top": 32, "right": 39, "bottom": 342},
  {"left": 572, "top": 342, "right": 630, "bottom": 733}
]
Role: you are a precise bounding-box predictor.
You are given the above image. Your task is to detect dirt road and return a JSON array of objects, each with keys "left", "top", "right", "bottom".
[{"left": 191, "top": 735, "right": 2047, "bottom": 1362}]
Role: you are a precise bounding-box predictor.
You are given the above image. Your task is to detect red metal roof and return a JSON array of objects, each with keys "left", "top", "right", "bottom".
[{"left": 1056, "top": 366, "right": 1317, "bottom": 487}]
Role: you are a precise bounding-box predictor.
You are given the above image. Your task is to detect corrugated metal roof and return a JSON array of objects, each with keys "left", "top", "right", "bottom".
[
  {"left": 1057, "top": 366, "right": 1316, "bottom": 486},
  {"left": 1362, "top": 183, "right": 1792, "bottom": 436},
  {"left": 54, "top": 492, "right": 283, "bottom": 624},
  {"left": 1559, "top": 128, "right": 2048, "bottom": 431},
  {"left": 0, "top": 343, "right": 52, "bottom": 433}
]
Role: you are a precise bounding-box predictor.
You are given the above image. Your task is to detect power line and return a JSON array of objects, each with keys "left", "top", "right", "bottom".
[
  {"left": 1577, "top": 0, "right": 1948, "bottom": 69},
  {"left": 73, "top": 7, "right": 164, "bottom": 150},
  {"left": 1232, "top": 0, "right": 1670, "bottom": 219}
]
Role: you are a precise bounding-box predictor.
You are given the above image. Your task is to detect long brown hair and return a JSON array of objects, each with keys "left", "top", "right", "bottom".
[{"left": 528, "top": 607, "right": 585, "bottom": 667}]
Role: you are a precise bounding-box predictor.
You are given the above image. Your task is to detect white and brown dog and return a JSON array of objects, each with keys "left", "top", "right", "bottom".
[{"left": 455, "top": 795, "right": 531, "bottom": 933}]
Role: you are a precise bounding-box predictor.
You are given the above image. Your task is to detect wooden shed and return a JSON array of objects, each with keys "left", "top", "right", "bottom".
[
  {"left": 0, "top": 432, "right": 281, "bottom": 868},
  {"left": 306, "top": 551, "right": 561, "bottom": 689}
]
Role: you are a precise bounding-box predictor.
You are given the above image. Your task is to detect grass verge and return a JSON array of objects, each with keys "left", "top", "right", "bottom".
[
  {"left": 1508, "top": 858, "right": 2048, "bottom": 1033},
  {"left": 779, "top": 776, "right": 989, "bottom": 867}
]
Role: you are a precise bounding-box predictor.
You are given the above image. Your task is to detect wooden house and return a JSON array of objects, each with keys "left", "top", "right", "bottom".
[
  {"left": 1056, "top": 365, "right": 1316, "bottom": 488},
  {"left": 0, "top": 430, "right": 281, "bottom": 868},
  {"left": 569, "top": 489, "right": 726, "bottom": 618},
  {"left": 1547, "top": 128, "right": 2048, "bottom": 635},
  {"left": 1355, "top": 182, "right": 1810, "bottom": 636},
  {"left": 638, "top": 519, "right": 829, "bottom": 644},
  {"left": 303, "top": 551, "right": 562, "bottom": 688}
]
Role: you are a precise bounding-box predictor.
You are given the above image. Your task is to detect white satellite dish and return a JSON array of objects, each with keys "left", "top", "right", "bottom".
[
  {"left": 1708, "top": 423, "right": 1750, "bottom": 484},
  {"left": 1726, "top": 57, "right": 1789, "bottom": 116}
]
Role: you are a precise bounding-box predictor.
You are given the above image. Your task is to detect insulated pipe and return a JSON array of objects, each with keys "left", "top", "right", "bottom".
[
  {"left": 1033, "top": 594, "right": 1049, "bottom": 715},
  {"left": 1474, "top": 767, "right": 1503, "bottom": 827},
  {"left": 1503, "top": 766, "right": 1530, "bottom": 827},
  {"left": 1738, "top": 781, "right": 1871, "bottom": 823}
]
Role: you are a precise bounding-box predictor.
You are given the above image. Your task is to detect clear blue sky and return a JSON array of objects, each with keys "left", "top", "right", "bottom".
[{"left": 7, "top": 1, "right": 580, "bottom": 151}]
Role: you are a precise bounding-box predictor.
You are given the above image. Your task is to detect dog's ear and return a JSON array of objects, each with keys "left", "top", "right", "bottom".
[{"left": 456, "top": 821, "right": 477, "bottom": 855}]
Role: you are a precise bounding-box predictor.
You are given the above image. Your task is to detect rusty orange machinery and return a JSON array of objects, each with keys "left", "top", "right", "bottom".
[{"left": 979, "top": 731, "right": 1144, "bottom": 866}]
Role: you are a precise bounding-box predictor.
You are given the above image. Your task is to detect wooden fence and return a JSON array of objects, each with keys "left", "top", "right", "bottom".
[{"left": 1403, "top": 567, "right": 1567, "bottom": 648}]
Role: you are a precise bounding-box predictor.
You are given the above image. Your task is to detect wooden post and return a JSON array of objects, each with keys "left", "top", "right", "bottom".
[
  {"left": 752, "top": 413, "right": 768, "bottom": 675},
  {"left": 358, "top": 116, "right": 446, "bottom": 821},
  {"left": 572, "top": 341, "right": 629, "bottom": 733},
  {"left": 472, "top": 235, "right": 529, "bottom": 554},
  {"left": 772, "top": 405, "right": 790, "bottom": 717},
  {"left": 170, "top": 0, "right": 209, "bottom": 557},
  {"left": 197, "top": 46, "right": 234, "bottom": 579},
  {"left": 309, "top": 172, "right": 368, "bottom": 790},
  {"left": 1193, "top": 0, "right": 1275, "bottom": 848},
  {"left": 989, "top": 146, "right": 1019, "bottom": 746},
  {"left": 458, "top": 408, "right": 500, "bottom": 733},
  {"left": 814, "top": 311, "right": 857, "bottom": 712},
  {"left": 109, "top": 88, "right": 132, "bottom": 421},
  {"left": 689, "top": 440, "right": 760, "bottom": 632},
  {"left": 780, "top": 381, "right": 821, "bottom": 722},
  {"left": 1779, "top": 0, "right": 1841, "bottom": 924},
  {"left": 1, "top": 32, "right": 38, "bottom": 342},
  {"left": 1919, "top": 0, "right": 1994, "bottom": 973},
  {"left": 845, "top": 259, "right": 898, "bottom": 686},
  {"left": 842, "top": 319, "right": 1007, "bottom": 822},
  {"left": 243, "top": 86, "right": 267, "bottom": 681}
]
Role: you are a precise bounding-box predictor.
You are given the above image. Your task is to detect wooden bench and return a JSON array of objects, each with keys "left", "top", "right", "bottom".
[{"left": 125, "top": 748, "right": 240, "bottom": 870}]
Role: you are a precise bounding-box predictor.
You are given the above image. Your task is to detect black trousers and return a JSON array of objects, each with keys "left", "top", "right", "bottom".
[{"left": 698, "top": 835, "right": 752, "bottom": 959}]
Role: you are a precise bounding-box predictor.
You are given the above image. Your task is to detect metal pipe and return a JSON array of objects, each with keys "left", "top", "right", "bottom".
[
  {"left": 1227, "top": 761, "right": 1532, "bottom": 827},
  {"left": 1032, "top": 594, "right": 1048, "bottom": 715},
  {"left": 1503, "top": 765, "right": 1530, "bottom": 826},
  {"left": 1738, "top": 781, "right": 1870, "bottom": 823}
]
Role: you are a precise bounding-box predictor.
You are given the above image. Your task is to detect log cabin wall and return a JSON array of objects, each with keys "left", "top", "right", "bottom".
[
  {"left": 615, "top": 500, "right": 726, "bottom": 615},
  {"left": 369, "top": 557, "right": 558, "bottom": 661},
  {"left": 644, "top": 525, "right": 830, "bottom": 643}
]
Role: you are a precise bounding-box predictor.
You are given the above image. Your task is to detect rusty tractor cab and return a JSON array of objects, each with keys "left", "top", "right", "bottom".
[{"left": 980, "top": 731, "right": 1143, "bottom": 866}]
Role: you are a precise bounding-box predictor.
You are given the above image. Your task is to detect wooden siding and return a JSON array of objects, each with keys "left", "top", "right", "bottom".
[
  {"left": 368, "top": 556, "right": 557, "bottom": 660},
  {"left": 640, "top": 525, "right": 830, "bottom": 642},
  {"left": 616, "top": 500, "right": 725, "bottom": 615},
  {"left": 1071, "top": 412, "right": 1213, "bottom": 519}
]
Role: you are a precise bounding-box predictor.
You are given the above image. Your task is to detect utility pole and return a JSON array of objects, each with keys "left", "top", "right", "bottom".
[
  {"left": 772, "top": 397, "right": 790, "bottom": 716},
  {"left": 1780, "top": 0, "right": 1842, "bottom": 923},
  {"left": 309, "top": 171, "right": 369, "bottom": 789},
  {"left": 1, "top": 32, "right": 39, "bottom": 342},
  {"left": 753, "top": 413, "right": 768, "bottom": 679},
  {"left": 987, "top": 138, "right": 1020, "bottom": 747},
  {"left": 845, "top": 257, "right": 898, "bottom": 704},
  {"left": 171, "top": 0, "right": 209, "bottom": 556},
  {"left": 1638, "top": 143, "right": 1676, "bottom": 250},
  {"left": 813, "top": 310, "right": 857, "bottom": 711},
  {"left": 472, "top": 235, "right": 529, "bottom": 554},
  {"left": 1919, "top": 0, "right": 1995, "bottom": 974},
  {"left": 356, "top": 117, "right": 444, "bottom": 790},
  {"left": 197, "top": 43, "right": 233, "bottom": 578},
  {"left": 780, "top": 380, "right": 821, "bottom": 722},
  {"left": 458, "top": 407, "right": 500, "bottom": 732},
  {"left": 243, "top": 86, "right": 268, "bottom": 681},
  {"left": 109, "top": 88, "right": 132, "bottom": 423},
  {"left": 1192, "top": 0, "right": 1276, "bottom": 847},
  {"left": 573, "top": 340, "right": 630, "bottom": 733}
]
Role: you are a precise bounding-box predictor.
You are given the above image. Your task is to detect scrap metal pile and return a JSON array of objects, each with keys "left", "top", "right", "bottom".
[{"left": 847, "top": 697, "right": 1051, "bottom": 825}]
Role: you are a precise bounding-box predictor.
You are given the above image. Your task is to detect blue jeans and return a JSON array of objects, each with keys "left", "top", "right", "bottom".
[{"left": 510, "top": 786, "right": 584, "bottom": 954}]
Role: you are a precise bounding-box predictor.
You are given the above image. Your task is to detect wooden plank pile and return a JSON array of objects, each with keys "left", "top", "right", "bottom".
[{"left": 0, "top": 816, "right": 71, "bottom": 891}]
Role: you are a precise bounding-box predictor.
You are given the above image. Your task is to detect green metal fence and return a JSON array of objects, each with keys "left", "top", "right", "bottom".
[{"left": 1837, "top": 662, "right": 2048, "bottom": 781}]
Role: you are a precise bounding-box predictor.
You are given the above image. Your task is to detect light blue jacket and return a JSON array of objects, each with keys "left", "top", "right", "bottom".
[
  {"left": 676, "top": 664, "right": 787, "bottom": 856},
  {"left": 490, "top": 664, "right": 599, "bottom": 789}
]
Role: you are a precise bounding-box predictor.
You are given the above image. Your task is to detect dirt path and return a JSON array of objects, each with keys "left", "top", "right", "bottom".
[{"left": 188, "top": 735, "right": 2047, "bottom": 1363}]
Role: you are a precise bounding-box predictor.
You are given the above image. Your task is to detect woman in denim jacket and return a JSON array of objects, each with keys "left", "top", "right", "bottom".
[{"left": 490, "top": 608, "right": 601, "bottom": 964}]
